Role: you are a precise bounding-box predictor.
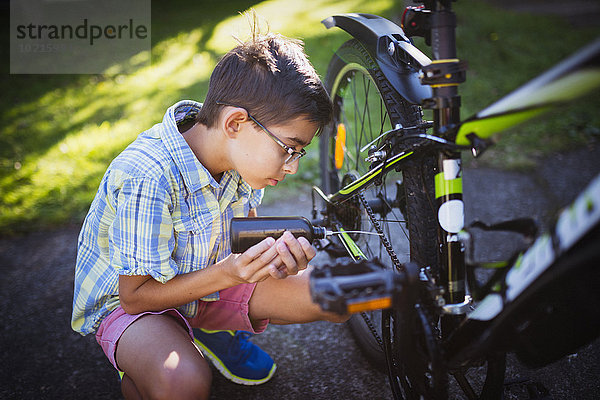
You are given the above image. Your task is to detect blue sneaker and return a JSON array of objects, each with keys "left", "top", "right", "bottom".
[{"left": 193, "top": 329, "right": 276, "bottom": 385}]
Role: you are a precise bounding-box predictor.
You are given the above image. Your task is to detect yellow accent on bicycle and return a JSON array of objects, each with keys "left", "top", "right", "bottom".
[{"left": 334, "top": 123, "right": 346, "bottom": 169}]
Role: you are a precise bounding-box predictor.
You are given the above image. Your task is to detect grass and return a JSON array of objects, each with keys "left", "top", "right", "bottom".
[{"left": 1, "top": 0, "right": 599, "bottom": 235}]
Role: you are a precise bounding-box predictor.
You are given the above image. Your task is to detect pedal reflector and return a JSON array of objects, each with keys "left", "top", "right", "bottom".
[{"left": 348, "top": 297, "right": 392, "bottom": 313}]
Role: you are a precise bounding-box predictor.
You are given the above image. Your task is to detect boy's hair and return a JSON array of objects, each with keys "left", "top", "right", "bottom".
[{"left": 197, "top": 31, "right": 332, "bottom": 136}]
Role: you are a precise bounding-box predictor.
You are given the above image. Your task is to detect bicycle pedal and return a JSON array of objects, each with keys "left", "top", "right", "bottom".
[{"left": 309, "top": 259, "right": 409, "bottom": 315}]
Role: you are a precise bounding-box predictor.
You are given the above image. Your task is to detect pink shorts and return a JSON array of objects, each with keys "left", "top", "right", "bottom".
[{"left": 95, "top": 283, "right": 269, "bottom": 371}]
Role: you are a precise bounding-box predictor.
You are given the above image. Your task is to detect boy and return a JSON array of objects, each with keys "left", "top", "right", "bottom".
[{"left": 71, "top": 28, "right": 346, "bottom": 399}]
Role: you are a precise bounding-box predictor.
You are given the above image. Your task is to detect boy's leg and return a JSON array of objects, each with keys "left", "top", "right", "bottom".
[
  {"left": 248, "top": 266, "right": 349, "bottom": 325},
  {"left": 190, "top": 283, "right": 276, "bottom": 385},
  {"left": 115, "top": 313, "right": 212, "bottom": 400}
]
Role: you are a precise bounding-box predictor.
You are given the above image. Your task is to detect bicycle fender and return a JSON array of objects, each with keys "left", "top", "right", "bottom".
[{"left": 322, "top": 13, "right": 432, "bottom": 105}]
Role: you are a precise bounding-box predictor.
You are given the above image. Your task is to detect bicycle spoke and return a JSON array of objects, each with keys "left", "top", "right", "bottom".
[
  {"left": 357, "top": 76, "right": 369, "bottom": 170},
  {"left": 378, "top": 219, "right": 407, "bottom": 224},
  {"left": 341, "top": 112, "right": 357, "bottom": 167},
  {"left": 363, "top": 76, "right": 373, "bottom": 146}
]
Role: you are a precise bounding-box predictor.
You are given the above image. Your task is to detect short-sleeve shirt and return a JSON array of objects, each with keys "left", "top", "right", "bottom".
[{"left": 71, "top": 100, "right": 264, "bottom": 335}]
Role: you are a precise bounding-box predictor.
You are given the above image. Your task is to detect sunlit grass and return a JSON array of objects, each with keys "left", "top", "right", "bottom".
[
  {"left": 0, "top": 0, "right": 397, "bottom": 234},
  {"left": 0, "top": 24, "right": 220, "bottom": 233},
  {"left": 1, "top": 0, "right": 599, "bottom": 235}
]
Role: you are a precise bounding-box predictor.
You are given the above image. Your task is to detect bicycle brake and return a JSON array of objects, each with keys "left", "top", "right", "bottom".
[{"left": 309, "top": 259, "right": 420, "bottom": 315}]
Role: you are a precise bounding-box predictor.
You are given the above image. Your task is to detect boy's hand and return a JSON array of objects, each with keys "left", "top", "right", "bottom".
[
  {"left": 224, "top": 232, "right": 316, "bottom": 283},
  {"left": 272, "top": 231, "right": 316, "bottom": 277},
  {"left": 225, "top": 237, "right": 278, "bottom": 283}
]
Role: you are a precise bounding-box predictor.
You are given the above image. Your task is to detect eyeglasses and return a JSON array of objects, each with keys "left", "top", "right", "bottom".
[{"left": 216, "top": 101, "right": 306, "bottom": 164}]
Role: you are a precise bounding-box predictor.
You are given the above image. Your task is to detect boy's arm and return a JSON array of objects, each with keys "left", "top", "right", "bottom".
[
  {"left": 115, "top": 179, "right": 311, "bottom": 314},
  {"left": 119, "top": 229, "right": 316, "bottom": 315},
  {"left": 119, "top": 236, "right": 281, "bottom": 315},
  {"left": 111, "top": 179, "right": 279, "bottom": 314}
]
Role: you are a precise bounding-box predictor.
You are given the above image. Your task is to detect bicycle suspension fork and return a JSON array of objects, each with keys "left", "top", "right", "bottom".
[{"left": 420, "top": 1, "right": 469, "bottom": 311}]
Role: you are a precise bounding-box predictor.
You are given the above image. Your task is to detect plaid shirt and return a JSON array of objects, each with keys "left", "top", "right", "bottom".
[{"left": 71, "top": 100, "right": 263, "bottom": 335}]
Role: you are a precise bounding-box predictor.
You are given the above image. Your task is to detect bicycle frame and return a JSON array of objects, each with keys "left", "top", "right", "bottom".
[
  {"left": 313, "top": 1, "right": 600, "bottom": 398},
  {"left": 444, "top": 173, "right": 600, "bottom": 368},
  {"left": 321, "top": 7, "right": 600, "bottom": 308}
]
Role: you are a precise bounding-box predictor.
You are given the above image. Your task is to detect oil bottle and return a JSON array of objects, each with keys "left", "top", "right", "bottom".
[{"left": 230, "top": 216, "right": 327, "bottom": 253}]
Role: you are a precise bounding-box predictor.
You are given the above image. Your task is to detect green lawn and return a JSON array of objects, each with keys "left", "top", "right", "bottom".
[{"left": 1, "top": 0, "right": 599, "bottom": 235}]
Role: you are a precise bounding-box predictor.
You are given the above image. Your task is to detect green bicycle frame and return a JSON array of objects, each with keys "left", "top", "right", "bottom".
[{"left": 323, "top": 7, "right": 600, "bottom": 308}]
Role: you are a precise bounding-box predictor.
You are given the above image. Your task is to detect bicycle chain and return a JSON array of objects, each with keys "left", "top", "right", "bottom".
[
  {"left": 358, "top": 190, "right": 443, "bottom": 393},
  {"left": 360, "top": 311, "right": 385, "bottom": 350},
  {"left": 356, "top": 190, "right": 404, "bottom": 352},
  {"left": 358, "top": 191, "right": 403, "bottom": 271}
]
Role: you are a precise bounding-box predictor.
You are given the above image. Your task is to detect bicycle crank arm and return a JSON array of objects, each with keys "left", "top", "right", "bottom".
[{"left": 309, "top": 259, "right": 419, "bottom": 315}]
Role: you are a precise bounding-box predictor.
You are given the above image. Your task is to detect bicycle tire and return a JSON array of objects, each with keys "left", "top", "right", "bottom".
[{"left": 320, "top": 38, "right": 439, "bottom": 370}]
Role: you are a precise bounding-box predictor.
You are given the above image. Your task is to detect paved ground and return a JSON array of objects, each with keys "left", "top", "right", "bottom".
[
  {"left": 1, "top": 142, "right": 599, "bottom": 399},
  {"left": 1, "top": 1, "right": 599, "bottom": 399}
]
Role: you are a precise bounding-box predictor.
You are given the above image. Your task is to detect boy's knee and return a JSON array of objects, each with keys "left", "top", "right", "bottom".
[{"left": 150, "top": 357, "right": 212, "bottom": 400}]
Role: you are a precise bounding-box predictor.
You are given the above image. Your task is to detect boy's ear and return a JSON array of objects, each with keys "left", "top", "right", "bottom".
[{"left": 221, "top": 108, "right": 250, "bottom": 138}]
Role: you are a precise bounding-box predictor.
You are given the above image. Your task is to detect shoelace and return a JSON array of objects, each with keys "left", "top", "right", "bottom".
[{"left": 228, "top": 331, "right": 255, "bottom": 364}]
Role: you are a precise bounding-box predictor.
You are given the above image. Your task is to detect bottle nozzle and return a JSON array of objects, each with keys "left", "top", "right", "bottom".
[{"left": 325, "top": 230, "right": 383, "bottom": 237}]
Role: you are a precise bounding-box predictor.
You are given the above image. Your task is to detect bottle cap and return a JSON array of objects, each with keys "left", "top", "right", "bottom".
[{"left": 313, "top": 226, "right": 327, "bottom": 239}]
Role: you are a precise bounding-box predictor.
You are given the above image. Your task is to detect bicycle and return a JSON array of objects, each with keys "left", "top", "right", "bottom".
[{"left": 304, "top": 1, "right": 600, "bottom": 399}]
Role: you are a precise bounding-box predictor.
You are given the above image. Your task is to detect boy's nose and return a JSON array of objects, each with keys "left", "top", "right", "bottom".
[{"left": 283, "top": 159, "right": 300, "bottom": 175}]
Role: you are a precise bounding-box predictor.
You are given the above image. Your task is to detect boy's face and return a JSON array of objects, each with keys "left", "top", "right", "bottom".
[{"left": 232, "top": 115, "right": 318, "bottom": 190}]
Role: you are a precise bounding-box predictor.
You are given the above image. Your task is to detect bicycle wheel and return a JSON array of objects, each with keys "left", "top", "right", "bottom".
[
  {"left": 321, "top": 39, "right": 508, "bottom": 399},
  {"left": 320, "top": 39, "right": 439, "bottom": 370}
]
